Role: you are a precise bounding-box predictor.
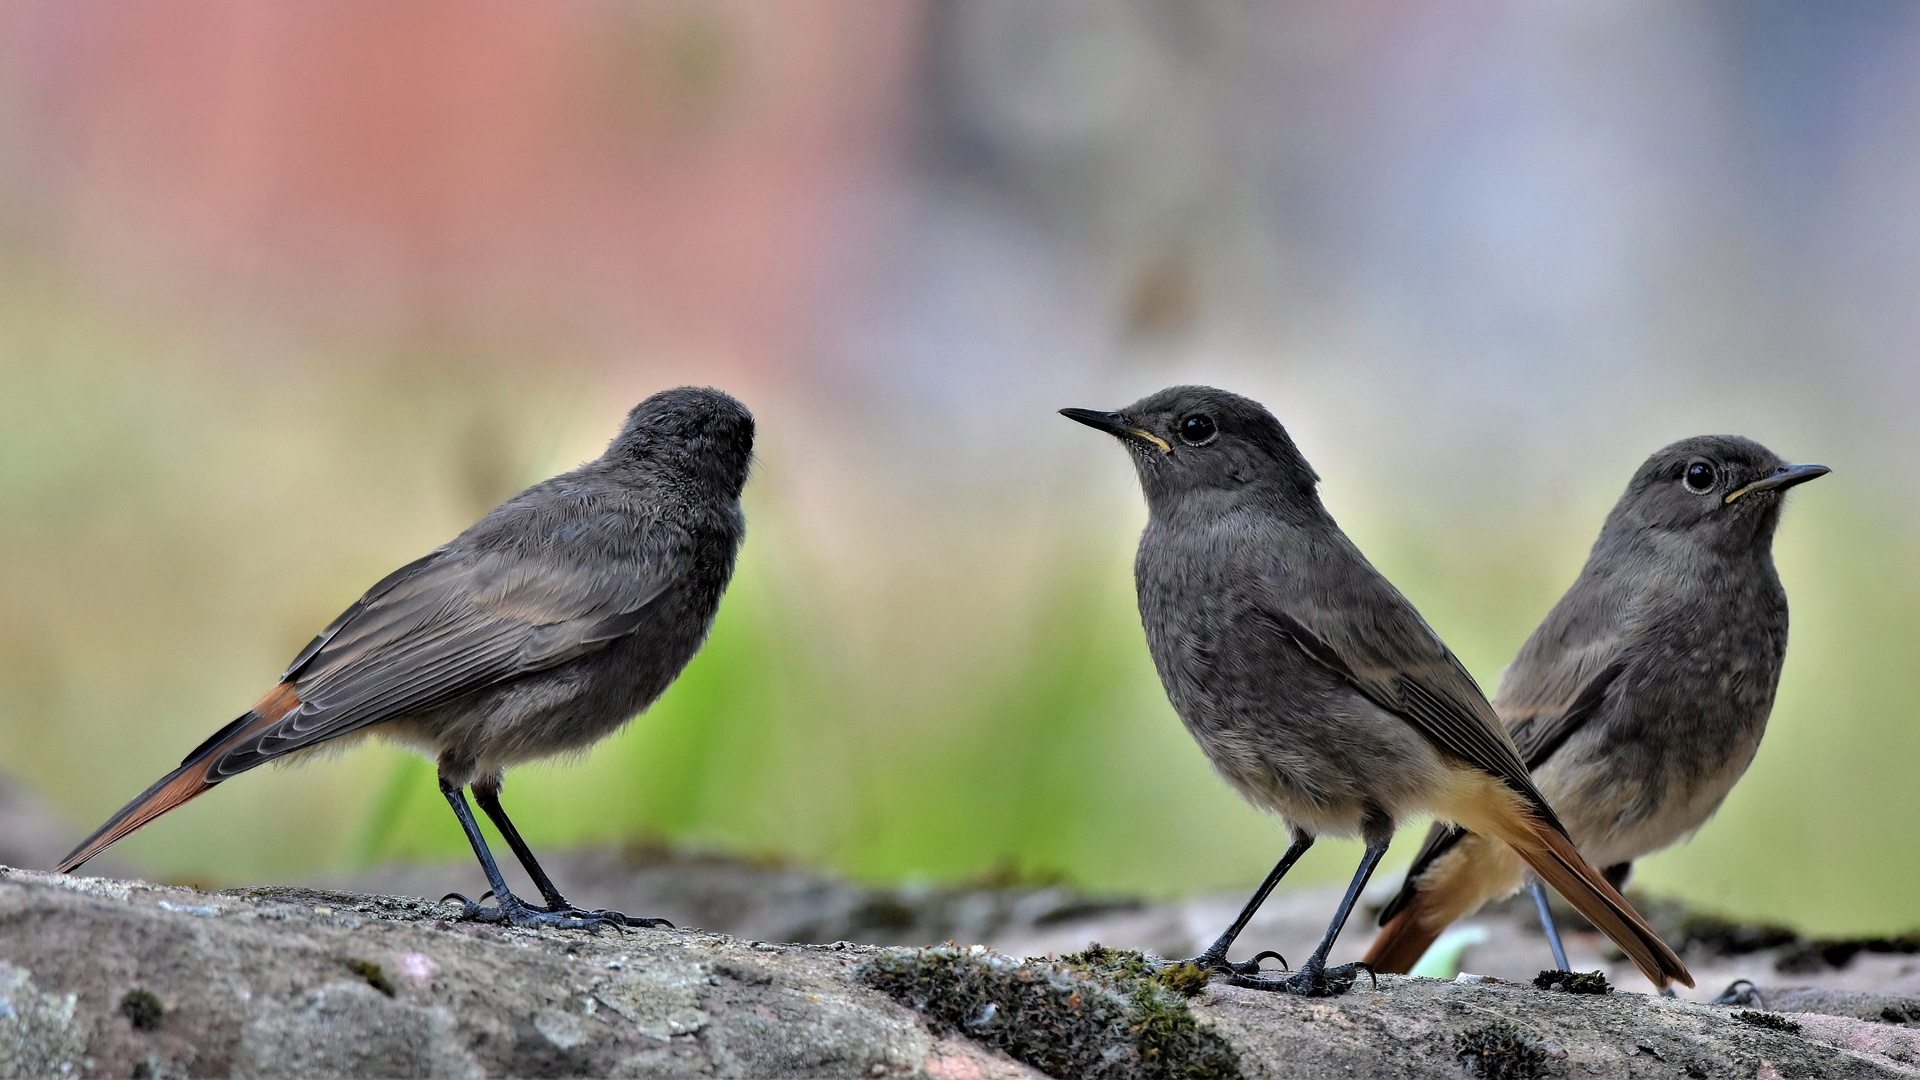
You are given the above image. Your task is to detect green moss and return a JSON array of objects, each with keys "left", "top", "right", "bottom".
[
  {"left": 858, "top": 945, "right": 1241, "bottom": 1080},
  {"left": 1531, "top": 969, "right": 1611, "bottom": 995},
  {"left": 1453, "top": 1020, "right": 1548, "bottom": 1080},
  {"left": 1061, "top": 945, "right": 1210, "bottom": 998},
  {"left": 1155, "top": 962, "right": 1213, "bottom": 998},
  {"left": 1061, "top": 943, "right": 1157, "bottom": 980}
]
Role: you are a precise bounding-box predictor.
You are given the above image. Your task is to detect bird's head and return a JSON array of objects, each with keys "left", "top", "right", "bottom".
[
  {"left": 609, "top": 386, "right": 756, "bottom": 499},
  {"left": 1061, "top": 385, "right": 1320, "bottom": 514},
  {"left": 1610, "top": 434, "right": 1827, "bottom": 547}
]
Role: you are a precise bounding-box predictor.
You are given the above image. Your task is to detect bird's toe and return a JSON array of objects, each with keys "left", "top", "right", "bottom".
[
  {"left": 1176, "top": 948, "right": 1285, "bottom": 978},
  {"left": 1712, "top": 979, "right": 1765, "bottom": 1007},
  {"left": 1226, "top": 961, "right": 1371, "bottom": 998}
]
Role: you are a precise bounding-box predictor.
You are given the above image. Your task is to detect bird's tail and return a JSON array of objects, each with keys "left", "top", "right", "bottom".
[
  {"left": 1439, "top": 773, "right": 1693, "bottom": 989},
  {"left": 55, "top": 684, "right": 300, "bottom": 874},
  {"left": 1364, "top": 832, "right": 1524, "bottom": 974}
]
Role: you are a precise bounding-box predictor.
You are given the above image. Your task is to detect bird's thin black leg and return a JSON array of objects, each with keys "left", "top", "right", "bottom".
[
  {"left": 471, "top": 782, "right": 570, "bottom": 908},
  {"left": 1529, "top": 881, "right": 1572, "bottom": 972},
  {"left": 1229, "top": 834, "right": 1389, "bottom": 997},
  {"left": 470, "top": 780, "right": 671, "bottom": 929},
  {"left": 438, "top": 780, "right": 626, "bottom": 931},
  {"left": 1179, "top": 830, "right": 1314, "bottom": 977}
]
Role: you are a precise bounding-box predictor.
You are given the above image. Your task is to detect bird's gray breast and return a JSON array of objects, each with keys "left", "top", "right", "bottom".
[
  {"left": 1134, "top": 519, "right": 1331, "bottom": 732},
  {"left": 1132, "top": 516, "right": 1445, "bottom": 829},
  {"left": 1547, "top": 548, "right": 1788, "bottom": 850}
]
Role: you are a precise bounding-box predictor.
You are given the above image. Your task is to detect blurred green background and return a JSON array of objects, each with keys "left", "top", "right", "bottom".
[{"left": 2, "top": 2, "right": 1916, "bottom": 937}]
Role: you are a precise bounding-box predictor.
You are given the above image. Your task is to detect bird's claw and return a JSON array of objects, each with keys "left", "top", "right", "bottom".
[
  {"left": 439, "top": 891, "right": 648, "bottom": 932},
  {"left": 1226, "top": 961, "right": 1375, "bottom": 998},
  {"left": 1246, "top": 949, "right": 1289, "bottom": 973},
  {"left": 1713, "top": 979, "right": 1765, "bottom": 1007},
  {"left": 604, "top": 911, "right": 673, "bottom": 928},
  {"left": 1178, "top": 948, "right": 1288, "bottom": 978},
  {"left": 556, "top": 907, "right": 673, "bottom": 929}
]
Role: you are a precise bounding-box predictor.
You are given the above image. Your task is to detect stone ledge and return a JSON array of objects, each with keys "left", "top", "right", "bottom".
[{"left": 1, "top": 867, "right": 1916, "bottom": 1079}]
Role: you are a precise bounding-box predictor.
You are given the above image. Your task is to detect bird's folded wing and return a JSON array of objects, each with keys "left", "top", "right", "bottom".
[
  {"left": 1372, "top": 652, "right": 1628, "bottom": 922},
  {"left": 208, "top": 538, "right": 686, "bottom": 778},
  {"left": 1503, "top": 654, "right": 1627, "bottom": 769},
  {"left": 1253, "top": 588, "right": 1562, "bottom": 833}
]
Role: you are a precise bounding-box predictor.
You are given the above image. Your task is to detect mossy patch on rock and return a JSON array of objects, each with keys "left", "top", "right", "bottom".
[
  {"left": 1531, "top": 969, "right": 1611, "bottom": 995},
  {"left": 342, "top": 958, "right": 396, "bottom": 997},
  {"left": 857, "top": 944, "right": 1241, "bottom": 1080},
  {"left": 1059, "top": 944, "right": 1209, "bottom": 998},
  {"left": 118, "top": 987, "right": 165, "bottom": 1030},
  {"left": 1453, "top": 1019, "right": 1548, "bottom": 1080},
  {"left": 1733, "top": 1010, "right": 1803, "bottom": 1034},
  {"left": 1154, "top": 961, "right": 1212, "bottom": 998}
]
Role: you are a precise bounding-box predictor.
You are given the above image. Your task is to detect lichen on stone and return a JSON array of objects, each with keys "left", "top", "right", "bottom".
[{"left": 0, "top": 962, "right": 92, "bottom": 1078}]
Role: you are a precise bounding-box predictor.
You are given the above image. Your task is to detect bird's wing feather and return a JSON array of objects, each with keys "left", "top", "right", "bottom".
[
  {"left": 1252, "top": 539, "right": 1563, "bottom": 832},
  {"left": 1372, "top": 652, "right": 1622, "bottom": 925},
  {"left": 209, "top": 534, "right": 686, "bottom": 777},
  {"left": 1505, "top": 656, "right": 1627, "bottom": 769},
  {"left": 1376, "top": 589, "right": 1633, "bottom": 923},
  {"left": 1494, "top": 558, "right": 1643, "bottom": 763},
  {"left": 1376, "top": 651, "right": 1620, "bottom": 923},
  {"left": 1254, "top": 602, "right": 1553, "bottom": 822}
]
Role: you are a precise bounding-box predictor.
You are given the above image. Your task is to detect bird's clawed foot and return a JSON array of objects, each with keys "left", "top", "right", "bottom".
[
  {"left": 439, "top": 890, "right": 669, "bottom": 931},
  {"left": 1713, "top": 979, "right": 1764, "bottom": 1007},
  {"left": 1177, "top": 948, "right": 1288, "bottom": 979},
  {"left": 1226, "top": 960, "right": 1375, "bottom": 998}
]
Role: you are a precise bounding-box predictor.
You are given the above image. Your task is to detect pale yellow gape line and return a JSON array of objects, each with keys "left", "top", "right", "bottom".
[{"left": 1127, "top": 428, "right": 1173, "bottom": 453}]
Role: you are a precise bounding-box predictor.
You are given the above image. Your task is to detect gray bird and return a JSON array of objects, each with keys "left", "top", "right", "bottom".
[
  {"left": 1062, "top": 386, "right": 1692, "bottom": 995},
  {"left": 57, "top": 386, "right": 753, "bottom": 931},
  {"left": 1366, "top": 436, "right": 1827, "bottom": 975}
]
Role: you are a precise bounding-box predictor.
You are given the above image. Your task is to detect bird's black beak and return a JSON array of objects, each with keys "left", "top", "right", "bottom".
[
  {"left": 1724, "top": 463, "right": 1831, "bottom": 504},
  {"left": 1059, "top": 408, "right": 1172, "bottom": 452}
]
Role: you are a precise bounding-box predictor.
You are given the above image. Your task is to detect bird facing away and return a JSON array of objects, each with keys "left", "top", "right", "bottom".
[
  {"left": 1062, "top": 386, "right": 1692, "bottom": 995},
  {"left": 1365, "top": 436, "right": 1827, "bottom": 976},
  {"left": 57, "top": 386, "right": 754, "bottom": 930}
]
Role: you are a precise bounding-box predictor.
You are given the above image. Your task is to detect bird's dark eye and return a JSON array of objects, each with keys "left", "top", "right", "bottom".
[
  {"left": 1179, "top": 414, "right": 1217, "bottom": 446},
  {"left": 1683, "top": 462, "right": 1715, "bottom": 493}
]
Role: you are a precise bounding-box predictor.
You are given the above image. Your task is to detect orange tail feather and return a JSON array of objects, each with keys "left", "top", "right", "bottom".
[
  {"left": 55, "top": 684, "right": 299, "bottom": 874},
  {"left": 1460, "top": 795, "right": 1692, "bottom": 989},
  {"left": 1366, "top": 902, "right": 1445, "bottom": 975},
  {"left": 1365, "top": 833, "right": 1525, "bottom": 974}
]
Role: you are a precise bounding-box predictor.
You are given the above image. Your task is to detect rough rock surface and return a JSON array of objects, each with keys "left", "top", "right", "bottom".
[
  {"left": 325, "top": 845, "right": 1920, "bottom": 1004},
  {"left": 5, "top": 867, "right": 1919, "bottom": 1079}
]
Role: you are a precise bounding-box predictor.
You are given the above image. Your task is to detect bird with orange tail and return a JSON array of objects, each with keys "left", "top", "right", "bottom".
[
  {"left": 57, "top": 387, "right": 754, "bottom": 931},
  {"left": 1365, "top": 436, "right": 1827, "bottom": 979}
]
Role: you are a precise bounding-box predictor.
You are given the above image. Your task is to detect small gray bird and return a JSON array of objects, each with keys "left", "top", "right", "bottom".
[
  {"left": 1366, "top": 436, "right": 1827, "bottom": 975},
  {"left": 1062, "top": 386, "right": 1691, "bottom": 995},
  {"left": 58, "top": 386, "right": 753, "bottom": 931}
]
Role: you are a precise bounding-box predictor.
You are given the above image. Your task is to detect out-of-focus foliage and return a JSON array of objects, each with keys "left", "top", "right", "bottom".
[{"left": 6, "top": 282, "right": 1915, "bottom": 934}]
